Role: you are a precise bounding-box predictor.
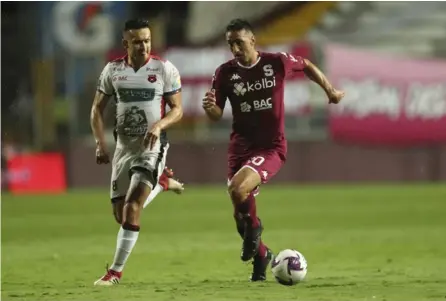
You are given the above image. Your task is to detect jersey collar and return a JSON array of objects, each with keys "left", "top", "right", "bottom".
[
  {"left": 236, "top": 52, "right": 261, "bottom": 69},
  {"left": 124, "top": 55, "right": 151, "bottom": 69}
]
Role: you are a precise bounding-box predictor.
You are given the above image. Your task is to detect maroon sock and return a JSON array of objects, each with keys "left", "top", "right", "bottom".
[
  {"left": 122, "top": 222, "right": 140, "bottom": 232},
  {"left": 236, "top": 193, "right": 260, "bottom": 228},
  {"left": 234, "top": 214, "right": 245, "bottom": 239},
  {"left": 257, "top": 240, "right": 267, "bottom": 258},
  {"left": 234, "top": 195, "right": 268, "bottom": 257}
]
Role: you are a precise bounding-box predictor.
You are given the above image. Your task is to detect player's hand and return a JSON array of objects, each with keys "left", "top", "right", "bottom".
[
  {"left": 328, "top": 89, "right": 345, "bottom": 104},
  {"left": 95, "top": 144, "right": 110, "bottom": 164},
  {"left": 202, "top": 90, "right": 217, "bottom": 110},
  {"left": 143, "top": 123, "right": 162, "bottom": 150}
]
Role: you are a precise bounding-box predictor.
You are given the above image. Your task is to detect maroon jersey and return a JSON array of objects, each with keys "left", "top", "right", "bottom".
[{"left": 212, "top": 51, "right": 306, "bottom": 158}]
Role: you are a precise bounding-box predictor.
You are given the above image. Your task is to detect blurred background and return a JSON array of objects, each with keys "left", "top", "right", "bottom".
[{"left": 2, "top": 1, "right": 446, "bottom": 194}]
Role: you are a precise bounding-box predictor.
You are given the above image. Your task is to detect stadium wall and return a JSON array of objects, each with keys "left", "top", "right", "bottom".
[{"left": 68, "top": 141, "right": 446, "bottom": 188}]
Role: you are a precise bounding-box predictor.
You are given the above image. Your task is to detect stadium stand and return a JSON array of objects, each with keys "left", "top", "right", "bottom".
[{"left": 308, "top": 1, "right": 446, "bottom": 59}]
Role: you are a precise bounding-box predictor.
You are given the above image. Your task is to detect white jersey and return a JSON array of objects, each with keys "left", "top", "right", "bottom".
[{"left": 97, "top": 55, "right": 181, "bottom": 149}]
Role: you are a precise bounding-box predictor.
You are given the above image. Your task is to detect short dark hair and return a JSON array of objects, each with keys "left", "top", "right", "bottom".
[
  {"left": 226, "top": 19, "right": 254, "bottom": 33},
  {"left": 124, "top": 18, "right": 150, "bottom": 31}
]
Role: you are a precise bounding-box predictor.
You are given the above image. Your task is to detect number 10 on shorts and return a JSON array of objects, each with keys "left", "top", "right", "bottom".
[{"left": 250, "top": 156, "right": 265, "bottom": 166}]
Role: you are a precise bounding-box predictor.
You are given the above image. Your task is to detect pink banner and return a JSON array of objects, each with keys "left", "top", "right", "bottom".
[
  {"left": 326, "top": 44, "right": 446, "bottom": 146},
  {"left": 7, "top": 153, "right": 67, "bottom": 194}
]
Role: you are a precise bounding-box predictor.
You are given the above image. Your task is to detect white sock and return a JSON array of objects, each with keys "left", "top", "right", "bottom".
[
  {"left": 143, "top": 184, "right": 164, "bottom": 209},
  {"left": 110, "top": 226, "right": 139, "bottom": 272}
]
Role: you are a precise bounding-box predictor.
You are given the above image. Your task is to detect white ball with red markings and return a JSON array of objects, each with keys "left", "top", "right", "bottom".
[{"left": 271, "top": 249, "right": 308, "bottom": 286}]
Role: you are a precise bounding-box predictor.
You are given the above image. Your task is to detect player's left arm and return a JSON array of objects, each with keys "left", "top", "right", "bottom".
[
  {"left": 302, "top": 59, "right": 345, "bottom": 104},
  {"left": 156, "top": 61, "right": 183, "bottom": 130}
]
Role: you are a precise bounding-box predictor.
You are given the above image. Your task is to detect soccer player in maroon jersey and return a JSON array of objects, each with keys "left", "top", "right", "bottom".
[{"left": 202, "top": 19, "right": 345, "bottom": 281}]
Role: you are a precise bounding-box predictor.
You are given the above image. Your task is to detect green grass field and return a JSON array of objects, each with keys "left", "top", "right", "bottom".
[{"left": 2, "top": 184, "right": 446, "bottom": 301}]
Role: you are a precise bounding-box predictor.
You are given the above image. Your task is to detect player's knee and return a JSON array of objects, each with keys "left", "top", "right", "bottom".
[
  {"left": 124, "top": 200, "right": 141, "bottom": 214},
  {"left": 228, "top": 182, "right": 250, "bottom": 203},
  {"left": 113, "top": 211, "right": 123, "bottom": 224}
]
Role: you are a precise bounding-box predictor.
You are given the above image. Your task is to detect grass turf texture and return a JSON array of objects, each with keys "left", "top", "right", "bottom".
[{"left": 2, "top": 184, "right": 446, "bottom": 301}]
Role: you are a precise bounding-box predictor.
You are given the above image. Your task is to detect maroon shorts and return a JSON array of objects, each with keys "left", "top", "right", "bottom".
[{"left": 227, "top": 149, "right": 285, "bottom": 188}]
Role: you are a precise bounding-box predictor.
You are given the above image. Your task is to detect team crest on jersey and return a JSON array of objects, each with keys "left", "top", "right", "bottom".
[{"left": 148, "top": 75, "right": 157, "bottom": 83}]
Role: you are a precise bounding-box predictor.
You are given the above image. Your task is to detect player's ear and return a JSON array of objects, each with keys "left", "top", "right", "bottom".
[
  {"left": 122, "top": 38, "right": 128, "bottom": 50},
  {"left": 250, "top": 34, "right": 256, "bottom": 47}
]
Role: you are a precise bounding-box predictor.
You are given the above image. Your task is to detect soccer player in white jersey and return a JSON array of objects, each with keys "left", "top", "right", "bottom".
[{"left": 90, "top": 19, "right": 183, "bottom": 286}]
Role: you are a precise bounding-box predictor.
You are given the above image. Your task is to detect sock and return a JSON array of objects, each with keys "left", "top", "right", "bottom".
[
  {"left": 234, "top": 213, "right": 245, "bottom": 239},
  {"left": 234, "top": 195, "right": 268, "bottom": 258},
  {"left": 235, "top": 214, "right": 268, "bottom": 258},
  {"left": 257, "top": 240, "right": 267, "bottom": 258},
  {"left": 235, "top": 193, "right": 260, "bottom": 227},
  {"left": 143, "top": 184, "right": 164, "bottom": 209},
  {"left": 110, "top": 222, "right": 140, "bottom": 272}
]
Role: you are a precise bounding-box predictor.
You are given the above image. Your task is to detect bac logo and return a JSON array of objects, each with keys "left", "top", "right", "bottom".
[
  {"left": 148, "top": 75, "right": 157, "bottom": 83},
  {"left": 113, "top": 76, "right": 127, "bottom": 82},
  {"left": 253, "top": 98, "right": 272, "bottom": 111}
]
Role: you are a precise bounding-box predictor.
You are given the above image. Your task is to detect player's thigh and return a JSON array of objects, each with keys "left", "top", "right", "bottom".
[
  {"left": 112, "top": 197, "right": 125, "bottom": 224},
  {"left": 110, "top": 148, "right": 131, "bottom": 201},
  {"left": 110, "top": 148, "right": 131, "bottom": 223},
  {"left": 126, "top": 142, "right": 169, "bottom": 205},
  {"left": 243, "top": 150, "right": 285, "bottom": 184}
]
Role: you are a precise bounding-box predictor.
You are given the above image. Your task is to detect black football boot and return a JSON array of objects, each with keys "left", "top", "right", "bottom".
[{"left": 250, "top": 248, "right": 274, "bottom": 282}]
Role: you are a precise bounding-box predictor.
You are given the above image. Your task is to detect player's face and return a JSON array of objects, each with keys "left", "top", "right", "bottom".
[
  {"left": 123, "top": 28, "right": 151, "bottom": 60},
  {"left": 226, "top": 29, "right": 256, "bottom": 64}
]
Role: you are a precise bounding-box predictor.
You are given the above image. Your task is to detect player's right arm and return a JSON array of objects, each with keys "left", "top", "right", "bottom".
[
  {"left": 90, "top": 63, "right": 113, "bottom": 164},
  {"left": 202, "top": 66, "right": 226, "bottom": 121}
]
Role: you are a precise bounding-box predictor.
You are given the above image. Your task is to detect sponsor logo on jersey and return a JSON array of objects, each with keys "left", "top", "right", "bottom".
[
  {"left": 240, "top": 98, "right": 273, "bottom": 113},
  {"left": 253, "top": 97, "right": 272, "bottom": 111},
  {"left": 146, "top": 67, "right": 160, "bottom": 72},
  {"left": 248, "top": 77, "right": 276, "bottom": 92},
  {"left": 172, "top": 76, "right": 181, "bottom": 91},
  {"left": 113, "top": 75, "right": 128, "bottom": 82},
  {"left": 240, "top": 101, "right": 251, "bottom": 113},
  {"left": 234, "top": 82, "right": 247, "bottom": 96},
  {"left": 231, "top": 73, "right": 241, "bottom": 81},
  {"left": 233, "top": 64, "right": 276, "bottom": 96},
  {"left": 234, "top": 78, "right": 276, "bottom": 96},
  {"left": 117, "top": 88, "right": 156, "bottom": 103}
]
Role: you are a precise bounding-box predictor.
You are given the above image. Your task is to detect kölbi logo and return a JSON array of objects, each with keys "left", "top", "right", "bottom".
[
  {"left": 234, "top": 82, "right": 247, "bottom": 96},
  {"left": 233, "top": 78, "right": 276, "bottom": 96},
  {"left": 233, "top": 64, "right": 276, "bottom": 96}
]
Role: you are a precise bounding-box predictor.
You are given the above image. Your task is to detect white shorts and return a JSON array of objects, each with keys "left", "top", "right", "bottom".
[{"left": 110, "top": 142, "right": 169, "bottom": 200}]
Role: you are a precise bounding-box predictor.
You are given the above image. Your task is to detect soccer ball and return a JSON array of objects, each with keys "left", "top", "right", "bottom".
[{"left": 271, "top": 249, "right": 308, "bottom": 286}]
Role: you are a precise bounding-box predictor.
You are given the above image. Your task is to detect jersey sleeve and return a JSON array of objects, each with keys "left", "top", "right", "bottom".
[
  {"left": 279, "top": 52, "right": 306, "bottom": 77},
  {"left": 211, "top": 66, "right": 227, "bottom": 110},
  {"left": 97, "top": 63, "right": 114, "bottom": 96},
  {"left": 163, "top": 60, "right": 182, "bottom": 96}
]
